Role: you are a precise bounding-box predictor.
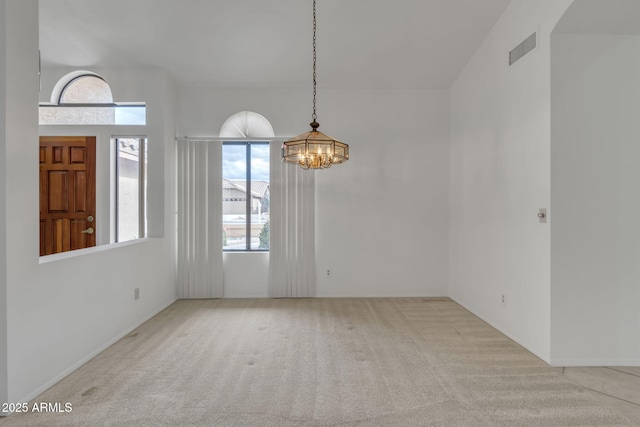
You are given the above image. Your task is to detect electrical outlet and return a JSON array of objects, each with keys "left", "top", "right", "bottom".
[
  {"left": 501, "top": 294, "right": 507, "bottom": 306},
  {"left": 134, "top": 287, "right": 140, "bottom": 300},
  {"left": 326, "top": 269, "right": 332, "bottom": 278}
]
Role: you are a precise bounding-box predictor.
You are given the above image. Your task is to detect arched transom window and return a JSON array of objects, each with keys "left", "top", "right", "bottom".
[
  {"left": 58, "top": 74, "right": 113, "bottom": 104},
  {"left": 39, "top": 70, "right": 145, "bottom": 125},
  {"left": 220, "top": 111, "right": 275, "bottom": 138}
]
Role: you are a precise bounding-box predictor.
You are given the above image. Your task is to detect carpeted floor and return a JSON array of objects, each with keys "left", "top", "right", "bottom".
[{"left": 0, "top": 298, "right": 635, "bottom": 426}]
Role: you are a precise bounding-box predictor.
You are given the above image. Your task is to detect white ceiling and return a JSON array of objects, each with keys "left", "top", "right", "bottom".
[
  {"left": 554, "top": 0, "right": 640, "bottom": 35},
  {"left": 39, "top": 0, "right": 511, "bottom": 89}
]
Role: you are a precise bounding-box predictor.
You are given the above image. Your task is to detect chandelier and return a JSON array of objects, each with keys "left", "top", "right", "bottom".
[{"left": 282, "top": 0, "right": 349, "bottom": 170}]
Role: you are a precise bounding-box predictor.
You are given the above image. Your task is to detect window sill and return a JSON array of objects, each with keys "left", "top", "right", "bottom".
[
  {"left": 223, "top": 251, "right": 269, "bottom": 256},
  {"left": 39, "top": 238, "right": 152, "bottom": 264}
]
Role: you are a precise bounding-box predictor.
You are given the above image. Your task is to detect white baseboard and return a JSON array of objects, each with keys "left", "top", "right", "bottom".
[
  {"left": 222, "top": 295, "right": 268, "bottom": 299},
  {"left": 449, "top": 297, "right": 551, "bottom": 365},
  {"left": 314, "top": 294, "right": 449, "bottom": 298},
  {"left": 218, "top": 294, "right": 449, "bottom": 299},
  {"left": 550, "top": 359, "right": 640, "bottom": 367}
]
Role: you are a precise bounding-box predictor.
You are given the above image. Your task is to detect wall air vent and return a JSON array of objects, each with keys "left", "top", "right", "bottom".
[{"left": 509, "top": 32, "right": 537, "bottom": 66}]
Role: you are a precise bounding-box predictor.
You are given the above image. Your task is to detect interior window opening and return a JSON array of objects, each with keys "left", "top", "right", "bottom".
[{"left": 114, "top": 137, "right": 148, "bottom": 243}]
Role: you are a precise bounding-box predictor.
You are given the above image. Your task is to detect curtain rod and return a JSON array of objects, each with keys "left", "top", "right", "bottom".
[{"left": 176, "top": 136, "right": 289, "bottom": 141}]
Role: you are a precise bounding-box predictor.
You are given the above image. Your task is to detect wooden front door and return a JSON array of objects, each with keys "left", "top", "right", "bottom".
[{"left": 39, "top": 136, "right": 96, "bottom": 256}]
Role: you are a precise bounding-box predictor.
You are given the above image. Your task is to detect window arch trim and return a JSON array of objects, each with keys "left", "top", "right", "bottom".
[
  {"left": 50, "top": 70, "right": 114, "bottom": 105},
  {"left": 220, "top": 111, "right": 275, "bottom": 139},
  {"left": 58, "top": 75, "right": 113, "bottom": 105}
]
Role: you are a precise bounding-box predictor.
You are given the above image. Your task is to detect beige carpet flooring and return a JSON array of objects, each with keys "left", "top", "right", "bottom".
[{"left": 0, "top": 298, "right": 635, "bottom": 426}]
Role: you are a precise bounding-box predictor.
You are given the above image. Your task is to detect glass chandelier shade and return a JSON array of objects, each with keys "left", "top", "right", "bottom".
[
  {"left": 282, "top": 0, "right": 349, "bottom": 170},
  {"left": 282, "top": 120, "right": 349, "bottom": 170}
]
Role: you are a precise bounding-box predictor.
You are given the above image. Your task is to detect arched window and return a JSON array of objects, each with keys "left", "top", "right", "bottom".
[
  {"left": 58, "top": 74, "right": 113, "bottom": 104},
  {"left": 39, "top": 70, "right": 145, "bottom": 125},
  {"left": 220, "top": 111, "right": 275, "bottom": 138},
  {"left": 220, "top": 111, "right": 273, "bottom": 251}
]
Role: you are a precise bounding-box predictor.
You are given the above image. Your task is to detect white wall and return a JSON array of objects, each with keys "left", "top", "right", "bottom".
[
  {"left": 449, "top": 0, "right": 573, "bottom": 363},
  {"left": 223, "top": 253, "right": 269, "bottom": 298},
  {"left": 178, "top": 86, "right": 450, "bottom": 297},
  {"left": 3, "top": 0, "right": 41, "bottom": 404},
  {"left": 550, "top": 34, "right": 640, "bottom": 365},
  {"left": 315, "top": 89, "right": 449, "bottom": 297},
  {"left": 0, "top": 0, "right": 10, "bottom": 408},
  {"left": 4, "top": 3, "right": 178, "bottom": 402}
]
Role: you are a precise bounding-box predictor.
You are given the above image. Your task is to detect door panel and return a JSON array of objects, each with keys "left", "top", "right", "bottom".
[
  {"left": 39, "top": 136, "right": 96, "bottom": 256},
  {"left": 74, "top": 171, "right": 87, "bottom": 212},
  {"left": 48, "top": 171, "right": 69, "bottom": 212}
]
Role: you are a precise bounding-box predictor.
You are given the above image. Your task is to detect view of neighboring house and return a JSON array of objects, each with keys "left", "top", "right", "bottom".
[
  {"left": 222, "top": 179, "right": 270, "bottom": 217},
  {"left": 223, "top": 179, "right": 270, "bottom": 248}
]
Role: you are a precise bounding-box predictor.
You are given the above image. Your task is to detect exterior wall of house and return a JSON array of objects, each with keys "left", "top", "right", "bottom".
[{"left": 223, "top": 187, "right": 248, "bottom": 216}]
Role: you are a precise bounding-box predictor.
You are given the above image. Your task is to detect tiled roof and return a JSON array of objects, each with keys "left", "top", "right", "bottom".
[{"left": 223, "top": 179, "right": 269, "bottom": 198}]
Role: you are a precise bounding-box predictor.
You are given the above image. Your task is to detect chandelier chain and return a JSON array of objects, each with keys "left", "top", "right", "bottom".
[
  {"left": 312, "top": 0, "right": 317, "bottom": 122},
  {"left": 281, "top": 0, "right": 349, "bottom": 169}
]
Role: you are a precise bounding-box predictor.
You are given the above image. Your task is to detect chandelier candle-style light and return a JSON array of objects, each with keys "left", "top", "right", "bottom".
[{"left": 282, "top": 0, "right": 349, "bottom": 170}]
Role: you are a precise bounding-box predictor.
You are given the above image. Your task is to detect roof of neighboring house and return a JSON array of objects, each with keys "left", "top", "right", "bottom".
[{"left": 223, "top": 179, "right": 269, "bottom": 198}]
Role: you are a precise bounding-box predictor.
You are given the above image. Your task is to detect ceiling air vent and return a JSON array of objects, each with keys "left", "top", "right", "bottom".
[{"left": 509, "top": 32, "right": 537, "bottom": 66}]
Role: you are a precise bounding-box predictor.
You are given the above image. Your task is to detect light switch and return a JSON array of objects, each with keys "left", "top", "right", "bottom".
[{"left": 538, "top": 208, "right": 547, "bottom": 223}]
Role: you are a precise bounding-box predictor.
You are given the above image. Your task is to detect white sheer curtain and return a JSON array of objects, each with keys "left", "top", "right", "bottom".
[
  {"left": 177, "top": 140, "right": 224, "bottom": 298},
  {"left": 268, "top": 141, "right": 316, "bottom": 297}
]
